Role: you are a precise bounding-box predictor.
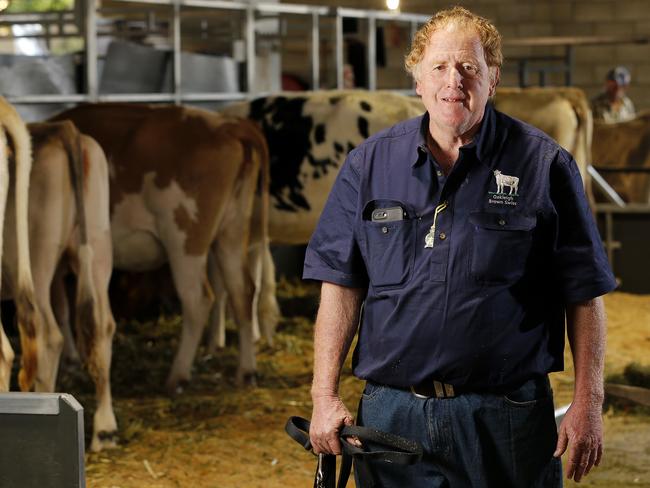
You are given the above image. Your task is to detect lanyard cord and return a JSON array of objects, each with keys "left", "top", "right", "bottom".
[{"left": 424, "top": 201, "right": 448, "bottom": 248}]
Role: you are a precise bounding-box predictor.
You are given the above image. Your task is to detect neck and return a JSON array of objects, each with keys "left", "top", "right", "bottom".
[
  {"left": 427, "top": 124, "right": 479, "bottom": 175},
  {"left": 607, "top": 91, "right": 623, "bottom": 103},
  {"left": 426, "top": 134, "right": 457, "bottom": 175}
]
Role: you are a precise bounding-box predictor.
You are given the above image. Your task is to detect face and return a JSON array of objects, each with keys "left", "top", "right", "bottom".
[
  {"left": 605, "top": 79, "right": 624, "bottom": 100},
  {"left": 415, "top": 23, "right": 498, "bottom": 139}
]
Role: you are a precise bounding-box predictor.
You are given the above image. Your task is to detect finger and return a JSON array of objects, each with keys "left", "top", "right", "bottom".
[
  {"left": 565, "top": 442, "right": 579, "bottom": 480},
  {"left": 326, "top": 433, "right": 342, "bottom": 455},
  {"left": 572, "top": 459, "right": 587, "bottom": 483},
  {"left": 344, "top": 435, "right": 363, "bottom": 448},
  {"left": 310, "top": 435, "right": 326, "bottom": 455},
  {"left": 571, "top": 443, "right": 592, "bottom": 483},
  {"left": 595, "top": 442, "right": 603, "bottom": 467},
  {"left": 553, "top": 427, "right": 568, "bottom": 458},
  {"left": 311, "top": 430, "right": 335, "bottom": 455},
  {"left": 582, "top": 446, "right": 597, "bottom": 477},
  {"left": 565, "top": 455, "right": 576, "bottom": 481}
]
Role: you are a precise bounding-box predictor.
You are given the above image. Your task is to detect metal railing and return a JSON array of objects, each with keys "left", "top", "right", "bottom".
[{"left": 1, "top": 0, "right": 429, "bottom": 106}]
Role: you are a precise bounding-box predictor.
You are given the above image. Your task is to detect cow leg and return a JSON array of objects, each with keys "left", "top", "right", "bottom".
[
  {"left": 212, "top": 237, "right": 257, "bottom": 386},
  {"left": 205, "top": 240, "right": 279, "bottom": 354},
  {"left": 32, "top": 256, "right": 64, "bottom": 392},
  {"left": 165, "top": 253, "right": 214, "bottom": 394},
  {"left": 86, "top": 295, "right": 118, "bottom": 451},
  {"left": 0, "top": 326, "right": 15, "bottom": 391},
  {"left": 255, "top": 241, "right": 279, "bottom": 345},
  {"left": 52, "top": 266, "right": 80, "bottom": 363},
  {"left": 78, "top": 240, "right": 118, "bottom": 452},
  {"left": 205, "top": 249, "right": 228, "bottom": 354}
]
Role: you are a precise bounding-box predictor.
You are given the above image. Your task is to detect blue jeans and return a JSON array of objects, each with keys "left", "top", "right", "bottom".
[{"left": 356, "top": 377, "right": 562, "bottom": 488}]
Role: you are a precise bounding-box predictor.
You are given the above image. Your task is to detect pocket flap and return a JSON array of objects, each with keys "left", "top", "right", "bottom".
[{"left": 469, "top": 212, "right": 535, "bottom": 231}]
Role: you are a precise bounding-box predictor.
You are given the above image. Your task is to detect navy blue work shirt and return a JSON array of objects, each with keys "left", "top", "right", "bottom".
[{"left": 303, "top": 103, "right": 616, "bottom": 390}]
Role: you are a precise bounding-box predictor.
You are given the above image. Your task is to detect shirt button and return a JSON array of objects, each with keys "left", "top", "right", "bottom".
[
  {"left": 498, "top": 219, "right": 506, "bottom": 226},
  {"left": 436, "top": 170, "right": 443, "bottom": 177},
  {"left": 382, "top": 226, "right": 388, "bottom": 234},
  {"left": 439, "top": 232, "right": 446, "bottom": 240}
]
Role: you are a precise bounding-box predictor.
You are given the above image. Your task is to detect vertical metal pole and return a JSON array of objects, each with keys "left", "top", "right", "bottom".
[
  {"left": 335, "top": 12, "right": 343, "bottom": 89},
  {"left": 565, "top": 45, "right": 574, "bottom": 86},
  {"left": 246, "top": 6, "right": 256, "bottom": 95},
  {"left": 367, "top": 16, "right": 376, "bottom": 90},
  {"left": 173, "top": 0, "right": 181, "bottom": 104},
  {"left": 410, "top": 21, "right": 418, "bottom": 90},
  {"left": 85, "top": 0, "right": 98, "bottom": 101},
  {"left": 311, "top": 11, "right": 320, "bottom": 90},
  {"left": 605, "top": 211, "right": 614, "bottom": 269},
  {"left": 518, "top": 60, "right": 528, "bottom": 88}
]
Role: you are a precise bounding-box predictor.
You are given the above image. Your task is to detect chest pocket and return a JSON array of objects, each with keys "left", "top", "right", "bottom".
[
  {"left": 469, "top": 212, "right": 536, "bottom": 284},
  {"left": 360, "top": 200, "right": 415, "bottom": 288}
]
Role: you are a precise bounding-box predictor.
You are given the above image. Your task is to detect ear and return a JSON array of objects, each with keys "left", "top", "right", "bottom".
[
  {"left": 488, "top": 67, "right": 500, "bottom": 97},
  {"left": 415, "top": 79, "right": 423, "bottom": 96}
]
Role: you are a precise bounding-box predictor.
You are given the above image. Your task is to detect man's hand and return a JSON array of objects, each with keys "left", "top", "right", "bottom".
[
  {"left": 309, "top": 283, "right": 365, "bottom": 455},
  {"left": 310, "top": 393, "right": 355, "bottom": 455},
  {"left": 554, "top": 399, "right": 603, "bottom": 482}
]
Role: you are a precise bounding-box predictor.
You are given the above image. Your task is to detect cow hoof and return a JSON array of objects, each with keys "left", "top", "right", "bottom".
[
  {"left": 166, "top": 378, "right": 189, "bottom": 397},
  {"left": 236, "top": 370, "right": 257, "bottom": 387},
  {"left": 90, "top": 430, "right": 119, "bottom": 452}
]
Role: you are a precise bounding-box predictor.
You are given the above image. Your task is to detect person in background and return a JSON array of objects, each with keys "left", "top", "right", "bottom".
[
  {"left": 591, "top": 66, "right": 636, "bottom": 123},
  {"left": 304, "top": 6, "right": 616, "bottom": 487}
]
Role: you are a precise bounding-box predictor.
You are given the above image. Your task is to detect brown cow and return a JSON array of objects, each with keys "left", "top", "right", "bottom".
[
  {"left": 3, "top": 119, "right": 117, "bottom": 451},
  {"left": 53, "top": 103, "right": 270, "bottom": 391},
  {"left": 0, "top": 97, "right": 40, "bottom": 394},
  {"left": 592, "top": 111, "right": 650, "bottom": 203}
]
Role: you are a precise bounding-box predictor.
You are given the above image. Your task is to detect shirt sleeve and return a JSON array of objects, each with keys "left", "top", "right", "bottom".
[
  {"left": 302, "top": 149, "right": 369, "bottom": 288},
  {"left": 549, "top": 149, "right": 617, "bottom": 303}
]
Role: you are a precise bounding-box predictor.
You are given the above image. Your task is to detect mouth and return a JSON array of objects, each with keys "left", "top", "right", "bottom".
[{"left": 441, "top": 97, "right": 465, "bottom": 103}]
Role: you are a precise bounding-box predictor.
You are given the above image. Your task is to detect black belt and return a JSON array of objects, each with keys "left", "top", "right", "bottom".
[
  {"left": 402, "top": 376, "right": 550, "bottom": 400},
  {"left": 285, "top": 416, "right": 422, "bottom": 488}
]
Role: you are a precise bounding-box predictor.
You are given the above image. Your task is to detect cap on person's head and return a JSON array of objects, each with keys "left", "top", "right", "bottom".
[{"left": 606, "top": 66, "right": 631, "bottom": 86}]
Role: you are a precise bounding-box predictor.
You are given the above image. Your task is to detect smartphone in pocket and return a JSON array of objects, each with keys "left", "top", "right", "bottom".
[{"left": 371, "top": 206, "right": 404, "bottom": 222}]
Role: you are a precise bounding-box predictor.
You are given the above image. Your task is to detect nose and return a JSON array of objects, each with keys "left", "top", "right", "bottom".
[{"left": 446, "top": 67, "right": 463, "bottom": 89}]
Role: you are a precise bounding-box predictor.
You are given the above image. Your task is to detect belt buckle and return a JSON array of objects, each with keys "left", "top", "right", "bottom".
[
  {"left": 410, "top": 385, "right": 430, "bottom": 400},
  {"left": 410, "top": 380, "right": 456, "bottom": 399}
]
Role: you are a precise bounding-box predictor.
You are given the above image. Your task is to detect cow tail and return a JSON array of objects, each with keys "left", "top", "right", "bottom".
[
  {"left": 255, "top": 127, "right": 270, "bottom": 263},
  {"left": 0, "top": 125, "right": 11, "bottom": 389},
  {"left": 251, "top": 124, "right": 278, "bottom": 344},
  {"left": 0, "top": 97, "right": 38, "bottom": 391},
  {"left": 60, "top": 121, "right": 98, "bottom": 362}
]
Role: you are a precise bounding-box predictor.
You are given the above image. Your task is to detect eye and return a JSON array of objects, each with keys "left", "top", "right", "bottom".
[{"left": 462, "top": 64, "right": 477, "bottom": 72}]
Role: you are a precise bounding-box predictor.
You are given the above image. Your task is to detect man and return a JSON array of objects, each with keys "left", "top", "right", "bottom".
[
  {"left": 303, "top": 6, "right": 616, "bottom": 487},
  {"left": 591, "top": 66, "right": 636, "bottom": 123}
]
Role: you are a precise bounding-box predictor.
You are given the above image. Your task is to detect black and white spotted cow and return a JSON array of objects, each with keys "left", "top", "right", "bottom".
[{"left": 223, "top": 90, "right": 424, "bottom": 243}]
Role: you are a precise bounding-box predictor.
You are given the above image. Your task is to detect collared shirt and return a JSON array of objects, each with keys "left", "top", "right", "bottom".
[
  {"left": 303, "top": 103, "right": 616, "bottom": 390},
  {"left": 591, "top": 92, "right": 636, "bottom": 123}
]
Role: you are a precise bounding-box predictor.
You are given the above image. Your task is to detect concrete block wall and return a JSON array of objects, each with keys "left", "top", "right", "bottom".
[{"left": 316, "top": 0, "right": 650, "bottom": 111}]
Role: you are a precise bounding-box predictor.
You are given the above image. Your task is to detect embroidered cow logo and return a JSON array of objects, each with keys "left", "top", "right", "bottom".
[{"left": 493, "top": 170, "right": 519, "bottom": 195}]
